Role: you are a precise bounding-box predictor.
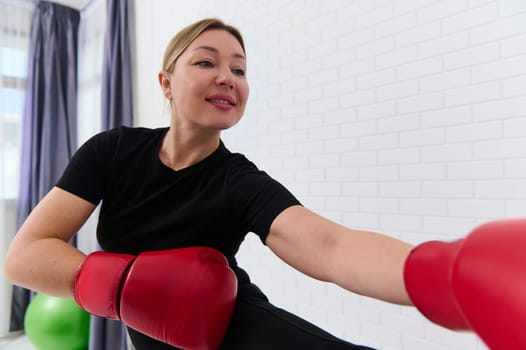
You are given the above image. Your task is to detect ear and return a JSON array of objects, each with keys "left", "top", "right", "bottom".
[{"left": 158, "top": 71, "right": 173, "bottom": 100}]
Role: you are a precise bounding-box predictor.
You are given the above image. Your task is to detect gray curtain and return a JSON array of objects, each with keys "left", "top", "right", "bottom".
[
  {"left": 89, "top": 0, "right": 134, "bottom": 349},
  {"left": 11, "top": 0, "right": 80, "bottom": 331},
  {"left": 101, "top": 0, "right": 133, "bottom": 130}
]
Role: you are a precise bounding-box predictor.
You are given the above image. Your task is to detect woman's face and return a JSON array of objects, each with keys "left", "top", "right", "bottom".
[{"left": 160, "top": 29, "right": 249, "bottom": 132}]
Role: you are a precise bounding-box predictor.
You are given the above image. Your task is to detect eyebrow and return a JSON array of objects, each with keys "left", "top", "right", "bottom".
[{"left": 193, "top": 45, "right": 246, "bottom": 60}]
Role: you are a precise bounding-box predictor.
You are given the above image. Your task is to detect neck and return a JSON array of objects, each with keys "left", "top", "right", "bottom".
[{"left": 159, "top": 127, "right": 220, "bottom": 171}]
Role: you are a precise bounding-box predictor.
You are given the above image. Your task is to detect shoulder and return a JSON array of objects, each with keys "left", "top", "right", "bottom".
[
  {"left": 90, "top": 126, "right": 167, "bottom": 139},
  {"left": 220, "top": 144, "right": 260, "bottom": 175},
  {"left": 223, "top": 151, "right": 269, "bottom": 184},
  {"left": 83, "top": 126, "right": 167, "bottom": 150},
  {"left": 110, "top": 126, "right": 168, "bottom": 141},
  {"left": 227, "top": 152, "right": 258, "bottom": 171},
  {"left": 222, "top": 147, "right": 288, "bottom": 192}
]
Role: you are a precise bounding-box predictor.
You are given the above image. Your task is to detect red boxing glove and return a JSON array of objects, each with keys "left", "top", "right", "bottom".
[
  {"left": 73, "top": 247, "right": 238, "bottom": 350},
  {"left": 404, "top": 219, "right": 526, "bottom": 350},
  {"left": 73, "top": 251, "right": 135, "bottom": 319}
]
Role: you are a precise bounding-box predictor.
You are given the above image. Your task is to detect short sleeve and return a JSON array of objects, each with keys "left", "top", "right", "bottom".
[
  {"left": 227, "top": 155, "right": 302, "bottom": 244},
  {"left": 55, "top": 129, "right": 118, "bottom": 205}
]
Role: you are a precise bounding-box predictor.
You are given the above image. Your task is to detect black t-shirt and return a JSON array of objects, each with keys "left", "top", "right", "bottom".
[{"left": 56, "top": 126, "right": 301, "bottom": 294}]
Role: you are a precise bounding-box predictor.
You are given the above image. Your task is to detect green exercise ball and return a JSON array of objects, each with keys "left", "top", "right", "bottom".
[{"left": 24, "top": 293, "right": 90, "bottom": 350}]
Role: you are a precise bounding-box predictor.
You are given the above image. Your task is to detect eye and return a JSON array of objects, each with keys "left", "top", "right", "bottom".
[
  {"left": 232, "top": 68, "right": 245, "bottom": 77},
  {"left": 195, "top": 60, "right": 213, "bottom": 68}
]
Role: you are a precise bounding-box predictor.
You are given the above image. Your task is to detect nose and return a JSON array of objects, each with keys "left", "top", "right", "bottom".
[{"left": 216, "top": 67, "right": 234, "bottom": 89}]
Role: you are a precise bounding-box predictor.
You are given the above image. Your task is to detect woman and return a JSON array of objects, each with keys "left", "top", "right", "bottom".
[{"left": 4, "top": 18, "right": 414, "bottom": 350}]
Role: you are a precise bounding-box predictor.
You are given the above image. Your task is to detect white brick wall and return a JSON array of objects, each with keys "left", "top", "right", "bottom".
[{"left": 134, "top": 1, "right": 526, "bottom": 349}]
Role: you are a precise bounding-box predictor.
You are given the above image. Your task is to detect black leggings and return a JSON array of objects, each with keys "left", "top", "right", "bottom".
[{"left": 128, "top": 297, "right": 375, "bottom": 350}]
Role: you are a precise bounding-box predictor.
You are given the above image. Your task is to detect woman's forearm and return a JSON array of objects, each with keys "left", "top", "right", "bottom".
[
  {"left": 267, "top": 206, "right": 415, "bottom": 306},
  {"left": 3, "top": 187, "right": 96, "bottom": 298},
  {"left": 330, "top": 228, "right": 414, "bottom": 305},
  {"left": 4, "top": 236, "right": 86, "bottom": 298}
]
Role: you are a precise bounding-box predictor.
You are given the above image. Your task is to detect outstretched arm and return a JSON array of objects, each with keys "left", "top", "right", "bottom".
[
  {"left": 3, "top": 187, "right": 96, "bottom": 298},
  {"left": 266, "top": 205, "right": 414, "bottom": 305}
]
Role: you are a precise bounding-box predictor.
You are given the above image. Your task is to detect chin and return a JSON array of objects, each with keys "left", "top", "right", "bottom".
[
  {"left": 215, "top": 123, "right": 237, "bottom": 131},
  {"left": 213, "top": 117, "right": 242, "bottom": 131}
]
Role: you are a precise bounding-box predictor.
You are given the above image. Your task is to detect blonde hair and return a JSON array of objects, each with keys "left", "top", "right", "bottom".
[{"left": 162, "top": 18, "right": 246, "bottom": 73}]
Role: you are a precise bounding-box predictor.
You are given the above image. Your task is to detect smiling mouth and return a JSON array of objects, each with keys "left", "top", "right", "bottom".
[{"left": 205, "top": 98, "right": 236, "bottom": 106}]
